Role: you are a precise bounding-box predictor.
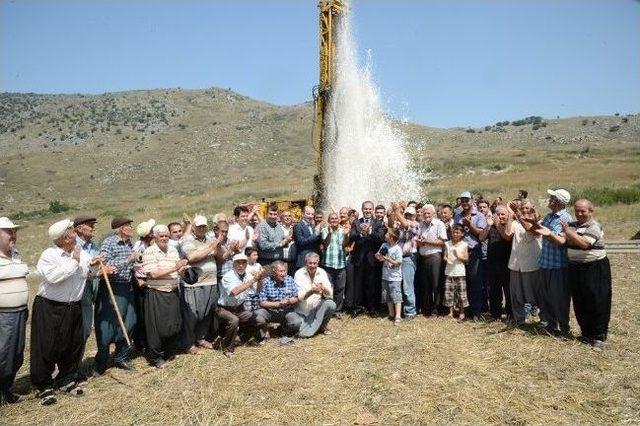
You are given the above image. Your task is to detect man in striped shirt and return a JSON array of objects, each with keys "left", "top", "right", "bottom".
[{"left": 0, "top": 217, "right": 28, "bottom": 406}]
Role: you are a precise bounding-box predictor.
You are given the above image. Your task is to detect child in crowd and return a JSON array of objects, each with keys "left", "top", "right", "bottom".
[
  {"left": 242, "top": 247, "right": 264, "bottom": 313},
  {"left": 375, "top": 230, "right": 403, "bottom": 324},
  {"left": 444, "top": 224, "right": 469, "bottom": 320}
]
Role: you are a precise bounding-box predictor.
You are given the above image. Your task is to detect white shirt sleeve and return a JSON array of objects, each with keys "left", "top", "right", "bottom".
[{"left": 37, "top": 248, "right": 80, "bottom": 285}]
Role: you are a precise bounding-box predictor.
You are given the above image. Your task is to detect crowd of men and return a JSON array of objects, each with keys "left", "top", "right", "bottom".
[{"left": 0, "top": 188, "right": 612, "bottom": 406}]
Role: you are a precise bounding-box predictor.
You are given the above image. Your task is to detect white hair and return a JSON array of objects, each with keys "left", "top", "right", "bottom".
[
  {"left": 305, "top": 252, "right": 320, "bottom": 263},
  {"left": 153, "top": 224, "right": 169, "bottom": 237},
  {"left": 423, "top": 204, "right": 436, "bottom": 213}
]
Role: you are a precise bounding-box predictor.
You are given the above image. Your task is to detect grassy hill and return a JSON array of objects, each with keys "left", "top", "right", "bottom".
[{"left": 1, "top": 88, "right": 638, "bottom": 263}]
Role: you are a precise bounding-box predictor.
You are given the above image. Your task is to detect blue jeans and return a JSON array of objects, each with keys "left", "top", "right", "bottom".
[{"left": 401, "top": 254, "right": 417, "bottom": 317}]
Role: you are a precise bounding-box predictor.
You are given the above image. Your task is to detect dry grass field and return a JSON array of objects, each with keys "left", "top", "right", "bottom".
[
  {"left": 2, "top": 254, "right": 639, "bottom": 424},
  {"left": 1, "top": 89, "right": 639, "bottom": 423}
]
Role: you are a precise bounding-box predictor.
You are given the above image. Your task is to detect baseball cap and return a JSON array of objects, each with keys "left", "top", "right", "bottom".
[
  {"left": 547, "top": 189, "right": 571, "bottom": 205},
  {"left": 193, "top": 215, "right": 208, "bottom": 227},
  {"left": 459, "top": 191, "right": 472, "bottom": 199},
  {"left": 0, "top": 217, "right": 19, "bottom": 229}
]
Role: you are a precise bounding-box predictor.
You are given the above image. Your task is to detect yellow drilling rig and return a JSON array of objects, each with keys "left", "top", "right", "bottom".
[
  {"left": 244, "top": 1, "right": 347, "bottom": 218},
  {"left": 312, "top": 0, "right": 347, "bottom": 207}
]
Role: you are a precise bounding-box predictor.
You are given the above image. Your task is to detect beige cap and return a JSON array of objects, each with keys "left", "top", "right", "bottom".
[
  {"left": 0, "top": 217, "right": 19, "bottom": 229},
  {"left": 193, "top": 215, "right": 208, "bottom": 227},
  {"left": 136, "top": 219, "right": 156, "bottom": 238},
  {"left": 48, "top": 219, "right": 74, "bottom": 241},
  {"left": 232, "top": 253, "right": 248, "bottom": 262}
]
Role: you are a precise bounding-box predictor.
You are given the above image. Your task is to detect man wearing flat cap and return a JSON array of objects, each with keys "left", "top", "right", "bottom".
[
  {"left": 0, "top": 217, "right": 29, "bottom": 406},
  {"left": 94, "top": 217, "right": 139, "bottom": 374},
  {"left": 30, "top": 219, "right": 95, "bottom": 405},
  {"left": 73, "top": 215, "right": 99, "bottom": 361}
]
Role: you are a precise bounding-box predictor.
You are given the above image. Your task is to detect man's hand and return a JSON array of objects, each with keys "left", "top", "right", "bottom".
[
  {"left": 534, "top": 226, "right": 552, "bottom": 237},
  {"left": 560, "top": 219, "right": 569, "bottom": 231},
  {"left": 90, "top": 255, "right": 104, "bottom": 266},
  {"left": 462, "top": 216, "right": 472, "bottom": 227},
  {"left": 175, "top": 259, "right": 189, "bottom": 272},
  {"left": 182, "top": 213, "right": 192, "bottom": 225},
  {"left": 71, "top": 246, "right": 81, "bottom": 262},
  {"left": 128, "top": 251, "right": 142, "bottom": 263}
]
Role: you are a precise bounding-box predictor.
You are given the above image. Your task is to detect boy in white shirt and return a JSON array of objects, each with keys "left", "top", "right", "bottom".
[
  {"left": 444, "top": 224, "right": 469, "bottom": 320},
  {"left": 375, "top": 230, "right": 403, "bottom": 325}
]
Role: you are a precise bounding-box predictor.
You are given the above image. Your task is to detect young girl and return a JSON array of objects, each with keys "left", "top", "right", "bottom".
[
  {"left": 444, "top": 224, "right": 469, "bottom": 320},
  {"left": 375, "top": 230, "right": 403, "bottom": 324}
]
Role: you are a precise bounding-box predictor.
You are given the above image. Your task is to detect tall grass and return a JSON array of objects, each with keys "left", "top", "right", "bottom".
[{"left": 574, "top": 185, "right": 640, "bottom": 206}]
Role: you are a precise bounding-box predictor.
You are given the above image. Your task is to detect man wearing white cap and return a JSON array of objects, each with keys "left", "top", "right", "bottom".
[
  {"left": 180, "top": 214, "right": 220, "bottom": 353},
  {"left": 30, "top": 219, "right": 94, "bottom": 405},
  {"left": 131, "top": 219, "right": 155, "bottom": 351},
  {"left": 530, "top": 189, "right": 574, "bottom": 335},
  {"left": 217, "top": 253, "right": 266, "bottom": 356},
  {"left": 0, "top": 217, "right": 29, "bottom": 406}
]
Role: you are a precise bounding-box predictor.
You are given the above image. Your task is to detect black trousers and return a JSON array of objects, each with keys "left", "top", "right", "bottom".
[
  {"left": 133, "top": 284, "right": 147, "bottom": 349},
  {"left": 569, "top": 257, "right": 612, "bottom": 341},
  {"left": 348, "top": 262, "right": 377, "bottom": 312},
  {"left": 30, "top": 296, "right": 83, "bottom": 391},
  {"left": 0, "top": 309, "right": 27, "bottom": 393},
  {"left": 487, "top": 259, "right": 511, "bottom": 319},
  {"left": 145, "top": 288, "right": 182, "bottom": 364},
  {"left": 419, "top": 252, "right": 442, "bottom": 314},
  {"left": 325, "top": 267, "right": 347, "bottom": 311}
]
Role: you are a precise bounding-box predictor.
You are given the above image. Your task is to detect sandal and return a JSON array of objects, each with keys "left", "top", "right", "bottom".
[{"left": 37, "top": 389, "right": 57, "bottom": 406}]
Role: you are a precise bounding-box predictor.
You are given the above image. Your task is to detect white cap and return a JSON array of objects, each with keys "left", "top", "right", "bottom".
[
  {"left": 232, "top": 253, "right": 248, "bottom": 262},
  {"left": 547, "top": 189, "right": 571, "bottom": 205},
  {"left": 404, "top": 206, "right": 417, "bottom": 216},
  {"left": 48, "top": 219, "right": 74, "bottom": 241},
  {"left": 0, "top": 217, "right": 19, "bottom": 229},
  {"left": 193, "top": 215, "right": 208, "bottom": 227},
  {"left": 136, "top": 219, "right": 156, "bottom": 238}
]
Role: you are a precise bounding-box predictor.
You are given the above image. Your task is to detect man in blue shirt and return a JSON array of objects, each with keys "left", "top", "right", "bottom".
[
  {"left": 255, "top": 261, "right": 301, "bottom": 341},
  {"left": 531, "top": 189, "right": 574, "bottom": 334},
  {"left": 453, "top": 191, "right": 487, "bottom": 320}
]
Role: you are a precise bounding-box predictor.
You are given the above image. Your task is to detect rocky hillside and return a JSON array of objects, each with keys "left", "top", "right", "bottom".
[{"left": 0, "top": 88, "right": 638, "bottom": 217}]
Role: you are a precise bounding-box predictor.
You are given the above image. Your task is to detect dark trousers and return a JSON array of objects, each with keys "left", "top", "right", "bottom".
[
  {"left": 538, "top": 268, "right": 571, "bottom": 333},
  {"left": 349, "top": 262, "right": 377, "bottom": 312},
  {"left": 569, "top": 257, "right": 612, "bottom": 341},
  {"left": 344, "top": 258, "right": 355, "bottom": 309},
  {"left": 94, "top": 282, "right": 136, "bottom": 371},
  {"left": 255, "top": 308, "right": 301, "bottom": 337},
  {"left": 30, "top": 296, "right": 83, "bottom": 391},
  {"left": 216, "top": 305, "right": 256, "bottom": 351},
  {"left": 0, "top": 309, "right": 27, "bottom": 393},
  {"left": 479, "top": 258, "right": 489, "bottom": 312},
  {"left": 465, "top": 246, "right": 483, "bottom": 317},
  {"left": 419, "top": 252, "right": 442, "bottom": 315},
  {"left": 133, "top": 284, "right": 147, "bottom": 349},
  {"left": 487, "top": 260, "right": 511, "bottom": 319},
  {"left": 325, "top": 267, "right": 347, "bottom": 311},
  {"left": 145, "top": 288, "right": 182, "bottom": 365},
  {"left": 180, "top": 284, "right": 218, "bottom": 347}
]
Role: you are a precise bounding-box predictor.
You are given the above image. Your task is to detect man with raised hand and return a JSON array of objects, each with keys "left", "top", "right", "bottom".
[{"left": 31, "top": 219, "right": 95, "bottom": 405}]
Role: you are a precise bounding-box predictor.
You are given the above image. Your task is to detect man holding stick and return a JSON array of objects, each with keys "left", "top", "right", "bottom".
[{"left": 94, "top": 217, "right": 138, "bottom": 375}]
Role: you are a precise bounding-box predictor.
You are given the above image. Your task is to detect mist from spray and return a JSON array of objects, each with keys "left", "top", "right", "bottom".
[{"left": 322, "top": 6, "right": 421, "bottom": 210}]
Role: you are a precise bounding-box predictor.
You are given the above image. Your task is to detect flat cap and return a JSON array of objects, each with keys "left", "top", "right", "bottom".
[
  {"left": 73, "top": 215, "right": 97, "bottom": 227},
  {"left": 111, "top": 217, "right": 133, "bottom": 229}
]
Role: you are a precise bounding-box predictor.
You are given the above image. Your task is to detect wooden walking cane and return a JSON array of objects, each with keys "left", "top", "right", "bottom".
[{"left": 98, "top": 260, "right": 132, "bottom": 347}]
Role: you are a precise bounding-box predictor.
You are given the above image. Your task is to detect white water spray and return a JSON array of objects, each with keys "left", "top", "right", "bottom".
[{"left": 322, "top": 5, "right": 421, "bottom": 210}]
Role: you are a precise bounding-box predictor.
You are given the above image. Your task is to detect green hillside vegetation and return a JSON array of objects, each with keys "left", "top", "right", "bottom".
[{"left": 1, "top": 88, "right": 638, "bottom": 264}]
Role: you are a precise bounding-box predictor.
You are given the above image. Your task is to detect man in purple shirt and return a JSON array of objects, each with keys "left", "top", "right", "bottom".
[{"left": 453, "top": 191, "right": 487, "bottom": 320}]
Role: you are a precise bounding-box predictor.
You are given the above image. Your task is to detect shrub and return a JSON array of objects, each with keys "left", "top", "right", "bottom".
[
  {"left": 48, "top": 200, "right": 71, "bottom": 213},
  {"left": 609, "top": 125, "right": 620, "bottom": 132},
  {"left": 581, "top": 119, "right": 588, "bottom": 126},
  {"left": 574, "top": 185, "right": 640, "bottom": 206}
]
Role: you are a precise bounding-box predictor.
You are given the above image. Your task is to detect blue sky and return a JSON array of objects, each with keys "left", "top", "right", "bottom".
[{"left": 1, "top": 0, "right": 638, "bottom": 128}]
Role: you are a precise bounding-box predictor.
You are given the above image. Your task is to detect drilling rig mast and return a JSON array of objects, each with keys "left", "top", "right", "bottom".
[{"left": 312, "top": 0, "right": 347, "bottom": 207}]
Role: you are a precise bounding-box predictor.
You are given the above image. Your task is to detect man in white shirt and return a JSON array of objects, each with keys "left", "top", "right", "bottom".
[
  {"left": 30, "top": 219, "right": 97, "bottom": 405},
  {"left": 228, "top": 205, "right": 254, "bottom": 252},
  {"left": 217, "top": 253, "right": 266, "bottom": 356},
  {"left": 416, "top": 205, "right": 448, "bottom": 316},
  {"left": 294, "top": 253, "right": 336, "bottom": 337},
  {"left": 0, "top": 217, "right": 29, "bottom": 406}
]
